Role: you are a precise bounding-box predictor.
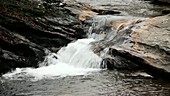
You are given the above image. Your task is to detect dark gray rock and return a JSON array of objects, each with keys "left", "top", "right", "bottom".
[
  {"left": 0, "top": 0, "right": 87, "bottom": 74},
  {"left": 157, "top": 0, "right": 170, "bottom": 3}
]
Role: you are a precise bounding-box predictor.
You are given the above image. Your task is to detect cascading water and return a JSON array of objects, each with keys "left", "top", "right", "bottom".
[
  {"left": 2, "top": 39, "right": 102, "bottom": 81},
  {"left": 2, "top": 16, "right": 139, "bottom": 81}
]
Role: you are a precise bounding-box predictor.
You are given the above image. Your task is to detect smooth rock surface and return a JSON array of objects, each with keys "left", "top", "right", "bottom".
[{"left": 91, "top": 14, "right": 170, "bottom": 79}]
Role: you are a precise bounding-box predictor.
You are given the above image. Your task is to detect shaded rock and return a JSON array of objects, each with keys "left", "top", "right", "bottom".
[
  {"left": 91, "top": 9, "right": 121, "bottom": 15},
  {"left": 0, "top": 0, "right": 90, "bottom": 74},
  {"left": 162, "top": 8, "right": 170, "bottom": 14},
  {"left": 157, "top": 0, "right": 170, "bottom": 3},
  {"left": 0, "top": 26, "right": 45, "bottom": 74},
  {"left": 102, "top": 56, "right": 139, "bottom": 70},
  {"left": 0, "top": 0, "right": 86, "bottom": 47}
]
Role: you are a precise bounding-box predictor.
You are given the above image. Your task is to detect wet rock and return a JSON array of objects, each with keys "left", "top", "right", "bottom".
[
  {"left": 79, "top": 10, "right": 97, "bottom": 21},
  {"left": 92, "top": 15, "right": 170, "bottom": 79},
  {"left": 0, "top": 0, "right": 88, "bottom": 74},
  {"left": 0, "top": 26, "right": 45, "bottom": 74},
  {"left": 91, "top": 9, "right": 121, "bottom": 15},
  {"left": 157, "top": 0, "right": 170, "bottom": 3},
  {"left": 162, "top": 8, "right": 170, "bottom": 14},
  {"left": 127, "top": 71, "right": 153, "bottom": 79},
  {"left": 102, "top": 56, "right": 139, "bottom": 70}
]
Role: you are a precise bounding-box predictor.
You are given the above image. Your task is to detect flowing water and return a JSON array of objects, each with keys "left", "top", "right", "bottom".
[
  {"left": 1, "top": 70, "right": 170, "bottom": 96},
  {"left": 1, "top": 0, "right": 170, "bottom": 96},
  {"left": 2, "top": 38, "right": 102, "bottom": 81}
]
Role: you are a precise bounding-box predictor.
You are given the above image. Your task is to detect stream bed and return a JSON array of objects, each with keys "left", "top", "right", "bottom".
[
  {"left": 1, "top": 70, "right": 170, "bottom": 96},
  {"left": 1, "top": 0, "right": 170, "bottom": 96}
]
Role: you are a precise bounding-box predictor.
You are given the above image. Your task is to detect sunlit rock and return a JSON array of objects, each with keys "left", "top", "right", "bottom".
[{"left": 92, "top": 15, "right": 170, "bottom": 79}]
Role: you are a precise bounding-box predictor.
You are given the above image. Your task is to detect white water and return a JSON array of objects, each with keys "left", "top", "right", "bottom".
[{"left": 3, "top": 39, "right": 102, "bottom": 81}]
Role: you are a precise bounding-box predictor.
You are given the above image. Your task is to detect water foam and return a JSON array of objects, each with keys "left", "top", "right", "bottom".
[{"left": 3, "top": 39, "right": 102, "bottom": 81}]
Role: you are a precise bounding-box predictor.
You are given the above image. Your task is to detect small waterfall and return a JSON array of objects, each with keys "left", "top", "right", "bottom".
[
  {"left": 2, "top": 15, "right": 137, "bottom": 81},
  {"left": 3, "top": 39, "right": 102, "bottom": 80},
  {"left": 87, "top": 15, "right": 134, "bottom": 41},
  {"left": 57, "top": 39, "right": 102, "bottom": 68}
]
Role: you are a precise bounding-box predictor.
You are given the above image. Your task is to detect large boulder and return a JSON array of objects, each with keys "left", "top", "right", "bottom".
[
  {"left": 92, "top": 14, "right": 170, "bottom": 79},
  {"left": 0, "top": 0, "right": 89, "bottom": 74},
  {"left": 0, "top": 26, "right": 45, "bottom": 74}
]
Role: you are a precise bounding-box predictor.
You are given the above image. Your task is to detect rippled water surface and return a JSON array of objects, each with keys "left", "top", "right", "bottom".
[{"left": 1, "top": 70, "right": 170, "bottom": 96}]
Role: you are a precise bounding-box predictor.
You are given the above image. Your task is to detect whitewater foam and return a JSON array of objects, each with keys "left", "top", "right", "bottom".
[{"left": 3, "top": 39, "right": 102, "bottom": 81}]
